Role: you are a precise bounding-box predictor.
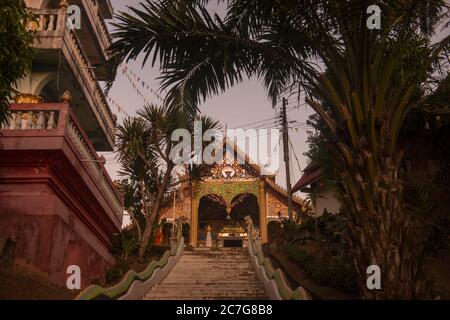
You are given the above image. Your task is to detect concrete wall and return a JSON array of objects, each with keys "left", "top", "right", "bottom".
[{"left": 0, "top": 181, "right": 115, "bottom": 288}]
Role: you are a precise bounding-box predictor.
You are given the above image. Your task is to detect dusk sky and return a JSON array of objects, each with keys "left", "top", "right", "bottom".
[{"left": 101, "top": 0, "right": 316, "bottom": 193}]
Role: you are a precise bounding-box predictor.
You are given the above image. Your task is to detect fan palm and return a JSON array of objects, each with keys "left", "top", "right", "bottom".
[{"left": 108, "top": 0, "right": 449, "bottom": 298}]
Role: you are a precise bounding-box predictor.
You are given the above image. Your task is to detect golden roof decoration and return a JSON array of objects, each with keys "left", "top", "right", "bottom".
[{"left": 220, "top": 224, "right": 246, "bottom": 234}]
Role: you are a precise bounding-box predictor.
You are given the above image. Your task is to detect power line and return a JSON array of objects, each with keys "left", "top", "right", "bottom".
[
  {"left": 231, "top": 102, "right": 304, "bottom": 129},
  {"left": 289, "top": 136, "right": 303, "bottom": 173},
  {"left": 231, "top": 116, "right": 278, "bottom": 129}
]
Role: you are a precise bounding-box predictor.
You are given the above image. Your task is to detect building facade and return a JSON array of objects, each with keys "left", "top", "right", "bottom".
[
  {"left": 292, "top": 162, "right": 341, "bottom": 216},
  {"left": 159, "top": 139, "right": 310, "bottom": 246},
  {"left": 0, "top": 0, "right": 123, "bottom": 288}
]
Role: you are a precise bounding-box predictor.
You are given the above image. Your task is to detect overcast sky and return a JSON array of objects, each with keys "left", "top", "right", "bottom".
[{"left": 101, "top": 0, "right": 315, "bottom": 192}]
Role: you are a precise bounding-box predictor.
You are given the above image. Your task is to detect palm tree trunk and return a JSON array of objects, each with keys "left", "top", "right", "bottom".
[
  {"left": 138, "top": 164, "right": 174, "bottom": 257},
  {"left": 139, "top": 195, "right": 161, "bottom": 257},
  {"left": 341, "top": 151, "right": 426, "bottom": 299},
  {"left": 130, "top": 212, "right": 142, "bottom": 242},
  {"left": 133, "top": 179, "right": 149, "bottom": 242}
]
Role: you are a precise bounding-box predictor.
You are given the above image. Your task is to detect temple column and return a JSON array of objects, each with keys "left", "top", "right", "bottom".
[
  {"left": 190, "top": 194, "right": 199, "bottom": 247},
  {"left": 259, "top": 179, "right": 268, "bottom": 243}
]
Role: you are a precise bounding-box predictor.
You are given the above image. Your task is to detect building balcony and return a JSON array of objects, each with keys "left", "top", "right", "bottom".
[
  {"left": 0, "top": 103, "right": 123, "bottom": 231},
  {"left": 70, "top": 0, "right": 113, "bottom": 71},
  {"left": 27, "top": 7, "right": 116, "bottom": 150},
  {"left": 29, "top": 1, "right": 112, "bottom": 74}
]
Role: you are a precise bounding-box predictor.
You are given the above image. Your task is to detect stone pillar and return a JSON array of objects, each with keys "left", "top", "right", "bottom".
[{"left": 259, "top": 179, "right": 268, "bottom": 243}]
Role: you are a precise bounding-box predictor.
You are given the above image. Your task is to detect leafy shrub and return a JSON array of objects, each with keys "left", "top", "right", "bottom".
[
  {"left": 425, "top": 216, "right": 450, "bottom": 254},
  {"left": 110, "top": 230, "right": 138, "bottom": 259},
  {"left": 282, "top": 245, "right": 357, "bottom": 294},
  {"left": 328, "top": 257, "right": 358, "bottom": 294},
  {"left": 104, "top": 258, "right": 129, "bottom": 284},
  {"left": 282, "top": 245, "right": 314, "bottom": 266}
]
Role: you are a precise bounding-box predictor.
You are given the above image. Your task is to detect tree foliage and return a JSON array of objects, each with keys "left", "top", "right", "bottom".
[
  {"left": 0, "top": 0, "right": 35, "bottom": 125},
  {"left": 116, "top": 103, "right": 219, "bottom": 257},
  {"left": 107, "top": 0, "right": 449, "bottom": 298}
]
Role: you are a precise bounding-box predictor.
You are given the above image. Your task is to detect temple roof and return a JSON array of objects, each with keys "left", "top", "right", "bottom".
[
  {"left": 292, "top": 162, "right": 322, "bottom": 193},
  {"left": 221, "top": 137, "right": 306, "bottom": 207}
]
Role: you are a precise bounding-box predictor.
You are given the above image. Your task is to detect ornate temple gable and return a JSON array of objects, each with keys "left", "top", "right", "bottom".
[{"left": 204, "top": 138, "right": 262, "bottom": 182}]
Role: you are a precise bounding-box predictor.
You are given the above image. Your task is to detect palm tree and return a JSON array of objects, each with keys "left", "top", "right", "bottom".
[
  {"left": 116, "top": 103, "right": 219, "bottom": 257},
  {"left": 108, "top": 0, "right": 449, "bottom": 298},
  {"left": 117, "top": 105, "right": 179, "bottom": 257},
  {"left": 118, "top": 165, "right": 156, "bottom": 242}
]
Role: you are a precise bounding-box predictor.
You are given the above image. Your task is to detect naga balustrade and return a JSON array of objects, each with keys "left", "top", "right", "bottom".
[
  {"left": 245, "top": 216, "right": 311, "bottom": 300},
  {"left": 75, "top": 223, "right": 184, "bottom": 300}
]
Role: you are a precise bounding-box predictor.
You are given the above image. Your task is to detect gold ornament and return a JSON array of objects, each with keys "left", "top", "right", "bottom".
[
  {"left": 60, "top": 90, "right": 72, "bottom": 103},
  {"left": 14, "top": 93, "right": 43, "bottom": 104},
  {"left": 59, "top": 0, "right": 69, "bottom": 9}
]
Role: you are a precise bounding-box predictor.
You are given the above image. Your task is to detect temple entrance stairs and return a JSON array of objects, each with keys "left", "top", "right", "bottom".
[{"left": 143, "top": 248, "right": 267, "bottom": 300}]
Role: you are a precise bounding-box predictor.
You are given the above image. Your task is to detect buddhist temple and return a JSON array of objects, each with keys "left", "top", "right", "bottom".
[{"left": 159, "top": 138, "right": 310, "bottom": 247}]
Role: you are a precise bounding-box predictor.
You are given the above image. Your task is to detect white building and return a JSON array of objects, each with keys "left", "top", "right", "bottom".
[{"left": 292, "top": 162, "right": 341, "bottom": 215}]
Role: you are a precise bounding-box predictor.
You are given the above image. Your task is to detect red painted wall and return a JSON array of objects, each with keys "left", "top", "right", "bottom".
[
  {"left": 0, "top": 104, "right": 122, "bottom": 289},
  {"left": 0, "top": 159, "right": 117, "bottom": 288}
]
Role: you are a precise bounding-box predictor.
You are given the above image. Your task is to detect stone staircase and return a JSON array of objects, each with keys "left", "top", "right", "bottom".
[{"left": 143, "top": 248, "right": 267, "bottom": 300}]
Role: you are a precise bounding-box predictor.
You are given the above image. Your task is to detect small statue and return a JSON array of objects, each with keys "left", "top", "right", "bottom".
[
  {"left": 59, "top": 0, "right": 69, "bottom": 9},
  {"left": 60, "top": 90, "right": 72, "bottom": 103},
  {"left": 206, "top": 225, "right": 212, "bottom": 247}
]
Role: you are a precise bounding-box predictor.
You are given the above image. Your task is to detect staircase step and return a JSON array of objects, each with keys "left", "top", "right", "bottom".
[{"left": 143, "top": 248, "right": 266, "bottom": 300}]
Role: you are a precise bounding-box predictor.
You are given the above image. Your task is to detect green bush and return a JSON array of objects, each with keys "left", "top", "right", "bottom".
[
  {"left": 282, "top": 245, "right": 314, "bottom": 266},
  {"left": 282, "top": 245, "right": 357, "bottom": 294},
  {"left": 328, "top": 257, "right": 358, "bottom": 293},
  {"left": 110, "top": 230, "right": 138, "bottom": 259},
  {"left": 104, "top": 258, "right": 130, "bottom": 284}
]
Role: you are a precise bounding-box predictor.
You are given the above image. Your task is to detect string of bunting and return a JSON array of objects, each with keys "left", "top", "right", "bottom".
[
  {"left": 121, "top": 64, "right": 165, "bottom": 103},
  {"left": 107, "top": 95, "right": 131, "bottom": 118},
  {"left": 105, "top": 64, "right": 165, "bottom": 118}
]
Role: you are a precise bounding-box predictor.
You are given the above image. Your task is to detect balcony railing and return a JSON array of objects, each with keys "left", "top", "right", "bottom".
[
  {"left": 81, "top": 0, "right": 112, "bottom": 57},
  {"left": 29, "top": 7, "right": 116, "bottom": 149},
  {"left": 1, "top": 103, "right": 123, "bottom": 224},
  {"left": 4, "top": 109, "right": 58, "bottom": 130},
  {"left": 27, "top": 8, "right": 64, "bottom": 31}
]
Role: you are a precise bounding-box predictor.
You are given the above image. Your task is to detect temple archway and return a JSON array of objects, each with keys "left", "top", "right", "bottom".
[
  {"left": 196, "top": 192, "right": 261, "bottom": 247},
  {"left": 197, "top": 194, "right": 228, "bottom": 247},
  {"left": 190, "top": 179, "right": 268, "bottom": 246},
  {"left": 230, "top": 193, "right": 260, "bottom": 227}
]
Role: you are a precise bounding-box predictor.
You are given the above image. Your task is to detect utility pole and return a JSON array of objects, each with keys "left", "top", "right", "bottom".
[{"left": 281, "top": 97, "right": 293, "bottom": 221}]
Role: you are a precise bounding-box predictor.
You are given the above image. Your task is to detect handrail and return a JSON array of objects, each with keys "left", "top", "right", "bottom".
[
  {"left": 75, "top": 223, "right": 184, "bottom": 300},
  {"left": 245, "top": 216, "right": 311, "bottom": 300}
]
